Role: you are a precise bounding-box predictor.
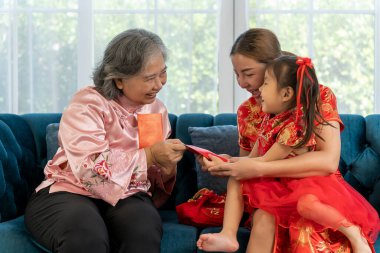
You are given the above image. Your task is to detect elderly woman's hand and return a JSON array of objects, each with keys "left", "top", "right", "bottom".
[{"left": 146, "top": 139, "right": 186, "bottom": 179}]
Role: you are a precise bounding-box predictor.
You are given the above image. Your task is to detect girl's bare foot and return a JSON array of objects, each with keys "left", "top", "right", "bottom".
[{"left": 197, "top": 233, "right": 239, "bottom": 252}]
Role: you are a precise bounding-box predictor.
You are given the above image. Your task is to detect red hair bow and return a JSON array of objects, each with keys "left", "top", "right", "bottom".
[{"left": 295, "top": 57, "right": 315, "bottom": 126}]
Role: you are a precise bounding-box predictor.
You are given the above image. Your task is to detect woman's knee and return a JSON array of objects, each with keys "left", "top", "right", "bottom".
[
  {"left": 252, "top": 209, "right": 275, "bottom": 234},
  {"left": 54, "top": 204, "right": 109, "bottom": 252},
  {"left": 107, "top": 194, "right": 162, "bottom": 252},
  {"left": 25, "top": 190, "right": 110, "bottom": 253},
  {"left": 57, "top": 226, "right": 109, "bottom": 253},
  {"left": 297, "top": 194, "right": 319, "bottom": 217},
  {"left": 128, "top": 208, "right": 162, "bottom": 238}
]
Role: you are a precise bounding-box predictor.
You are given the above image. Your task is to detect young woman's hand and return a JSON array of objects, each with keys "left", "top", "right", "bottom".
[
  {"left": 197, "top": 154, "right": 231, "bottom": 171},
  {"left": 207, "top": 157, "right": 264, "bottom": 180}
]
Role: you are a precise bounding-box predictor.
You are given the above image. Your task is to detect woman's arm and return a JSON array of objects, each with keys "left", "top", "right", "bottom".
[
  {"left": 247, "top": 141, "right": 259, "bottom": 158},
  {"left": 240, "top": 148, "right": 250, "bottom": 157},
  {"left": 259, "top": 121, "right": 341, "bottom": 177},
  {"left": 208, "top": 121, "right": 341, "bottom": 180}
]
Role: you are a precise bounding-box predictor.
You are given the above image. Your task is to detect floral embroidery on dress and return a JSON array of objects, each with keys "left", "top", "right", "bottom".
[
  {"left": 318, "top": 85, "right": 344, "bottom": 130},
  {"left": 93, "top": 159, "right": 112, "bottom": 180},
  {"left": 91, "top": 151, "right": 112, "bottom": 180},
  {"left": 128, "top": 165, "right": 150, "bottom": 190},
  {"left": 295, "top": 223, "right": 314, "bottom": 249},
  {"left": 237, "top": 97, "right": 265, "bottom": 150},
  {"left": 79, "top": 151, "right": 112, "bottom": 189}
]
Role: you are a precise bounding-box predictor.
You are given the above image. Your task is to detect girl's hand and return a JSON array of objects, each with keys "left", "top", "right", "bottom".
[
  {"left": 196, "top": 154, "right": 231, "bottom": 171},
  {"left": 228, "top": 156, "right": 244, "bottom": 163},
  {"left": 208, "top": 157, "right": 264, "bottom": 180}
]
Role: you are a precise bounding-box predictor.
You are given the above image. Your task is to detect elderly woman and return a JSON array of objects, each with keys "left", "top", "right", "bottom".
[{"left": 24, "top": 29, "right": 186, "bottom": 253}]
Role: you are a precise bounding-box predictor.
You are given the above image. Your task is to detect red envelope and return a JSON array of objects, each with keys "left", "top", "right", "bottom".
[
  {"left": 137, "top": 113, "right": 163, "bottom": 149},
  {"left": 185, "top": 145, "right": 229, "bottom": 162}
]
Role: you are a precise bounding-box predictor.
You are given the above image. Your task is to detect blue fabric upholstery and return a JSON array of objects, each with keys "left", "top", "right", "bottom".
[
  {"left": 339, "top": 114, "right": 380, "bottom": 213},
  {"left": 21, "top": 113, "right": 62, "bottom": 168},
  {"left": 366, "top": 115, "right": 380, "bottom": 213},
  {"left": 0, "top": 115, "right": 37, "bottom": 222},
  {"left": 0, "top": 113, "right": 379, "bottom": 252},
  {"left": 189, "top": 125, "right": 239, "bottom": 194},
  {"left": 0, "top": 216, "right": 42, "bottom": 253},
  {"left": 45, "top": 123, "right": 60, "bottom": 162},
  {"left": 173, "top": 114, "right": 214, "bottom": 208},
  {"left": 162, "top": 222, "right": 198, "bottom": 253}
]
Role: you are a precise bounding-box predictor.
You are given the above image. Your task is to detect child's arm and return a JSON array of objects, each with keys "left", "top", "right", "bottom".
[
  {"left": 239, "top": 148, "right": 250, "bottom": 157},
  {"left": 247, "top": 141, "right": 259, "bottom": 158},
  {"left": 207, "top": 142, "right": 294, "bottom": 180},
  {"left": 255, "top": 121, "right": 341, "bottom": 177},
  {"left": 200, "top": 141, "right": 259, "bottom": 170},
  {"left": 246, "top": 138, "right": 293, "bottom": 162},
  {"left": 208, "top": 121, "right": 340, "bottom": 179},
  {"left": 233, "top": 142, "right": 293, "bottom": 172},
  {"left": 259, "top": 142, "right": 293, "bottom": 162}
]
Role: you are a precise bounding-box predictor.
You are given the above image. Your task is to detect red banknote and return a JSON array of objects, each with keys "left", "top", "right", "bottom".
[{"left": 185, "top": 144, "right": 229, "bottom": 162}]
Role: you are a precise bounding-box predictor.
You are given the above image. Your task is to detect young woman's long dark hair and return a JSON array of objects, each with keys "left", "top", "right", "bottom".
[{"left": 266, "top": 55, "right": 329, "bottom": 148}]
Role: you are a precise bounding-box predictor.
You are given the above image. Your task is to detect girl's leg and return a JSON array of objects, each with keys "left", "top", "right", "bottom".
[
  {"left": 24, "top": 187, "right": 109, "bottom": 253},
  {"left": 246, "top": 209, "right": 276, "bottom": 253},
  {"left": 297, "top": 194, "right": 372, "bottom": 253},
  {"left": 197, "top": 177, "right": 243, "bottom": 252}
]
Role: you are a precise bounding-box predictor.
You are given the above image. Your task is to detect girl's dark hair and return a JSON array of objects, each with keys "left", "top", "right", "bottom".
[
  {"left": 266, "top": 55, "right": 328, "bottom": 148},
  {"left": 93, "top": 29, "right": 167, "bottom": 100}
]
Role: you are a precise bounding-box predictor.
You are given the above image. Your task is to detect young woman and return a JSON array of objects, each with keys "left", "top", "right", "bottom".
[
  {"left": 197, "top": 55, "right": 378, "bottom": 253},
  {"left": 199, "top": 28, "right": 379, "bottom": 252}
]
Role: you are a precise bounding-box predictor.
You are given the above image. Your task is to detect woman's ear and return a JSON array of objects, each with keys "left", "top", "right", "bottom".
[
  {"left": 281, "top": 86, "right": 294, "bottom": 102},
  {"left": 115, "top": 79, "right": 124, "bottom": 90}
]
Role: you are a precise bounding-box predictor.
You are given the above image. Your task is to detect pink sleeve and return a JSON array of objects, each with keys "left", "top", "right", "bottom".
[
  {"left": 147, "top": 165, "right": 176, "bottom": 207},
  {"left": 59, "top": 91, "right": 147, "bottom": 206}
]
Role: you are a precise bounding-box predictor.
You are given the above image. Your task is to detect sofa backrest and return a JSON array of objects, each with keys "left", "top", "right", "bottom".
[
  {"left": 166, "top": 113, "right": 237, "bottom": 209},
  {"left": 339, "top": 114, "right": 380, "bottom": 211},
  {"left": 0, "top": 113, "right": 61, "bottom": 222},
  {"left": 0, "top": 113, "right": 379, "bottom": 222}
]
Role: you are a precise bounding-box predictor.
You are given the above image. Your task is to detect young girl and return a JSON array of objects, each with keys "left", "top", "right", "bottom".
[{"left": 197, "top": 55, "right": 379, "bottom": 253}]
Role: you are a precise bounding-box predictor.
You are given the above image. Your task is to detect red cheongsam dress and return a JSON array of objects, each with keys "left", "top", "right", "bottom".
[
  {"left": 237, "top": 96, "right": 266, "bottom": 152},
  {"left": 240, "top": 92, "right": 379, "bottom": 252}
]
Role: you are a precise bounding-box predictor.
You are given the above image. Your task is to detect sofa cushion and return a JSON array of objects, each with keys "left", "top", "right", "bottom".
[
  {"left": 162, "top": 222, "right": 198, "bottom": 253},
  {"left": 339, "top": 114, "right": 366, "bottom": 174},
  {"left": 0, "top": 216, "right": 44, "bottom": 253},
  {"left": 0, "top": 118, "right": 36, "bottom": 222},
  {"left": 350, "top": 147, "right": 380, "bottom": 189},
  {"left": 370, "top": 181, "right": 380, "bottom": 218},
  {"left": 188, "top": 125, "right": 239, "bottom": 194},
  {"left": 46, "top": 123, "right": 60, "bottom": 162}
]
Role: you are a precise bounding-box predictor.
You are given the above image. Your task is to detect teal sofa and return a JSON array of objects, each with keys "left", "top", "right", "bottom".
[{"left": 0, "top": 113, "right": 379, "bottom": 252}]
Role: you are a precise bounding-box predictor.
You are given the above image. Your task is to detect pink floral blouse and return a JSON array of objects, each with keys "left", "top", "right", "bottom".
[{"left": 36, "top": 86, "right": 174, "bottom": 207}]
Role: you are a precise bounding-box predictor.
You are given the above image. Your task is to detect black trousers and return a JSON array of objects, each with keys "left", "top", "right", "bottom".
[{"left": 24, "top": 187, "right": 162, "bottom": 253}]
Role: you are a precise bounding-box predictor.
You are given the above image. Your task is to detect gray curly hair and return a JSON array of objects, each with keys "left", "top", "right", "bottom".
[{"left": 93, "top": 28, "right": 168, "bottom": 99}]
